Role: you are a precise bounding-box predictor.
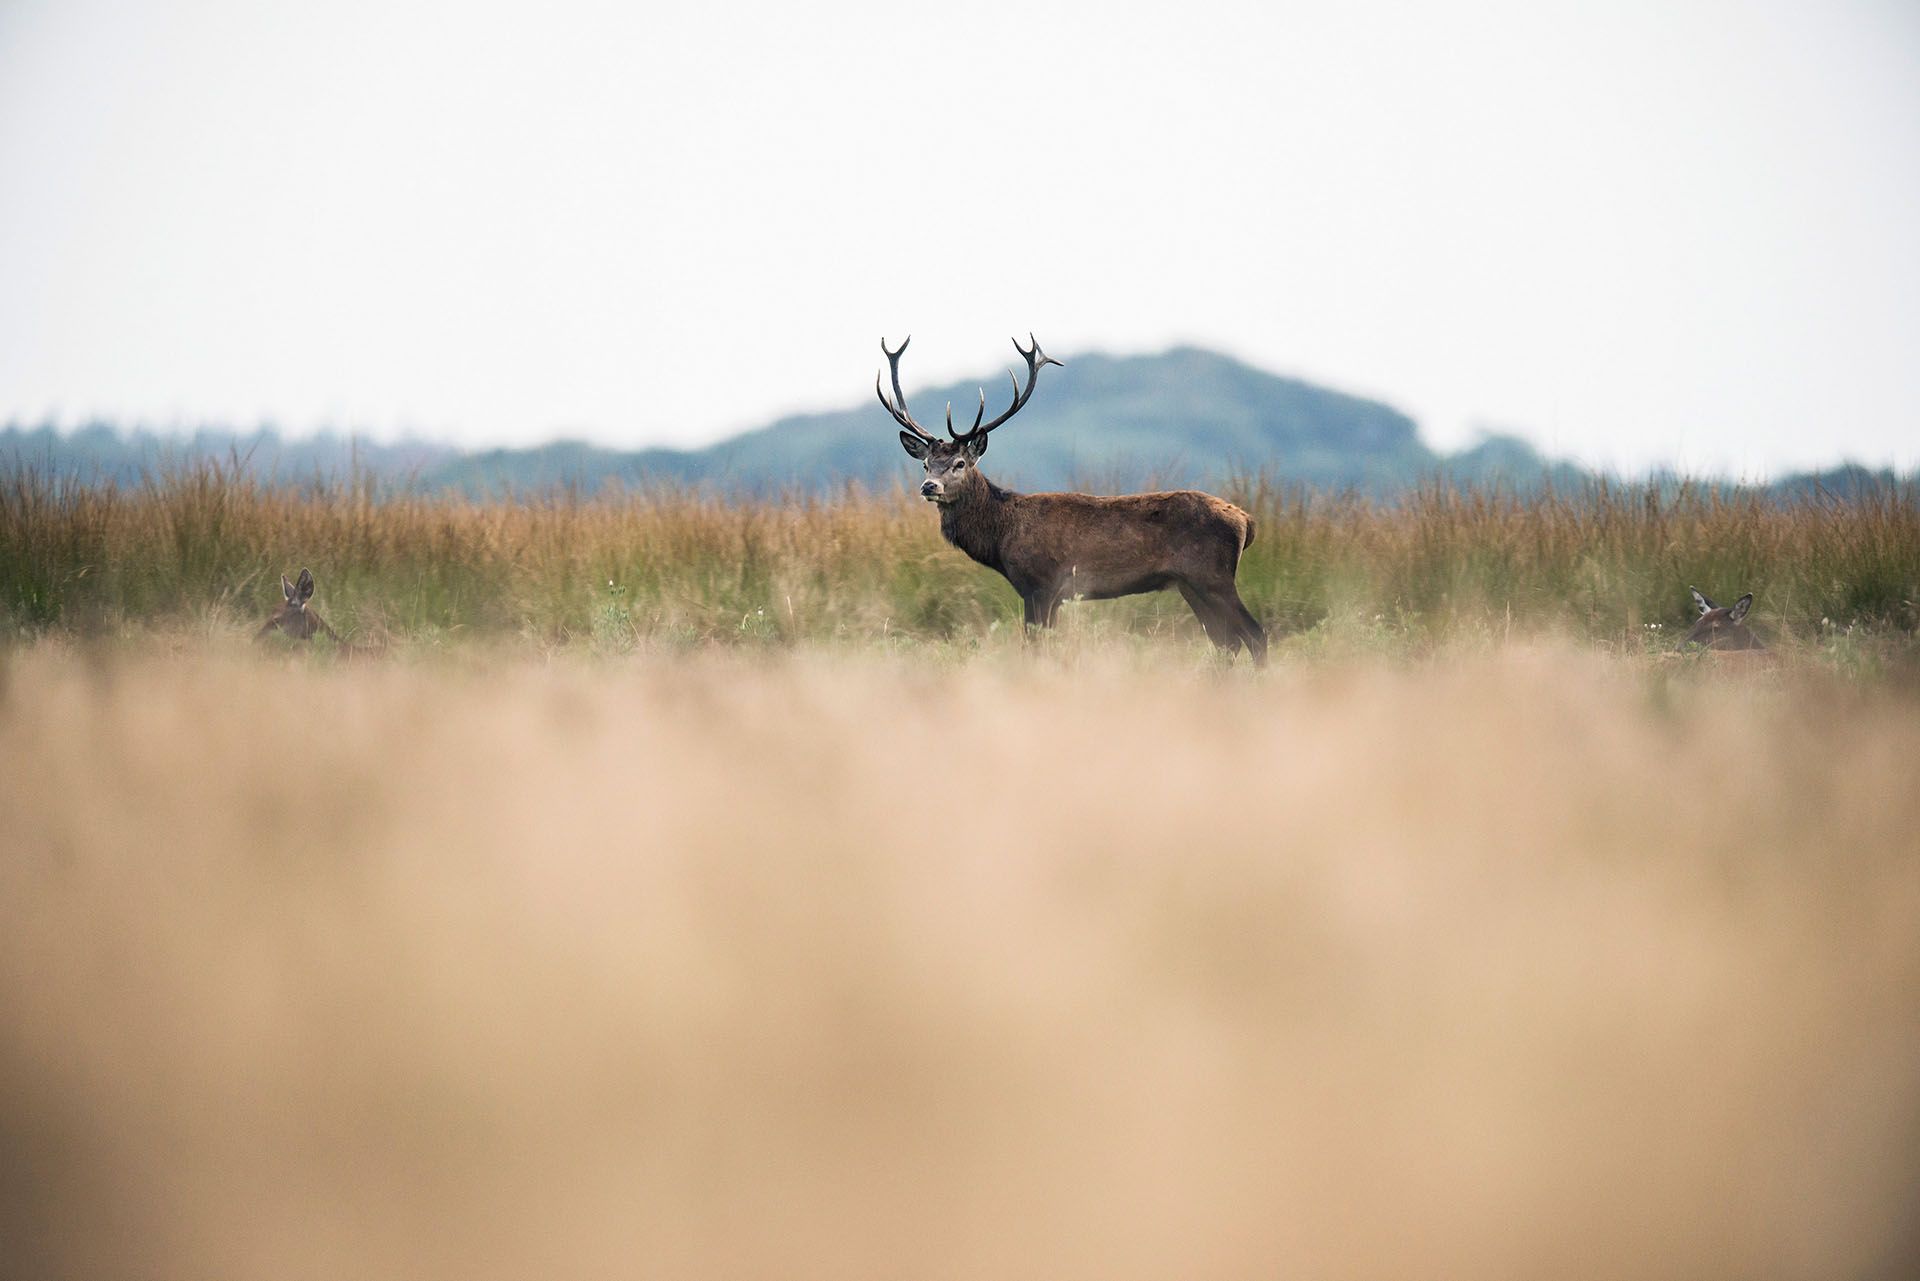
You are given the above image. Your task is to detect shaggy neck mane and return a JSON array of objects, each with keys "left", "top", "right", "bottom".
[{"left": 938, "top": 476, "right": 1017, "bottom": 572}]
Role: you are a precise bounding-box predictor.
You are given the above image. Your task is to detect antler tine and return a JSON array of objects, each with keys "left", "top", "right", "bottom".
[
  {"left": 883, "top": 335, "right": 912, "bottom": 408},
  {"left": 953, "top": 333, "right": 1063, "bottom": 441},
  {"left": 945, "top": 387, "right": 986, "bottom": 437},
  {"left": 875, "top": 370, "right": 927, "bottom": 437},
  {"left": 877, "top": 335, "right": 936, "bottom": 441}
]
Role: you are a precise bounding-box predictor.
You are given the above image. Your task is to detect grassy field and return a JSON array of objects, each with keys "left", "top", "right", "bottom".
[
  {"left": 3, "top": 468, "right": 1919, "bottom": 1278},
  {"left": 3, "top": 464, "right": 1916, "bottom": 657}
]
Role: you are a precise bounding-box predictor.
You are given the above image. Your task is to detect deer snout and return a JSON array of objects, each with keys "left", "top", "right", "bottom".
[{"left": 920, "top": 479, "right": 940, "bottom": 499}]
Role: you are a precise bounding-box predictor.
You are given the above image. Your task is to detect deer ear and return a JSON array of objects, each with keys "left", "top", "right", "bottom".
[
  {"left": 964, "top": 433, "right": 988, "bottom": 460},
  {"left": 295, "top": 568, "right": 315, "bottom": 604},
  {"left": 1729, "top": 593, "right": 1752, "bottom": 623},
  {"left": 1690, "top": 587, "right": 1714, "bottom": 616},
  {"left": 899, "top": 432, "right": 931, "bottom": 460},
  {"left": 282, "top": 574, "right": 298, "bottom": 604}
]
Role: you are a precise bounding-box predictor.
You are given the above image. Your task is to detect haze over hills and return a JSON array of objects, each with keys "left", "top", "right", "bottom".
[{"left": 2, "top": 347, "right": 1906, "bottom": 498}]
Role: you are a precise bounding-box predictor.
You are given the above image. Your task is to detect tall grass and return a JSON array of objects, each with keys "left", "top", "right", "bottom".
[
  {"left": 3, "top": 461, "right": 1915, "bottom": 650},
  {"left": 3, "top": 648, "right": 1917, "bottom": 1279}
]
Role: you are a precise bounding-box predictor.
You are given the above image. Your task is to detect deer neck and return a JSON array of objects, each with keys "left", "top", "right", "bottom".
[{"left": 938, "top": 476, "right": 1016, "bottom": 571}]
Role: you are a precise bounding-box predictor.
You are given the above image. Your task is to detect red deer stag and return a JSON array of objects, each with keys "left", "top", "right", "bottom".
[
  {"left": 1683, "top": 586, "right": 1765, "bottom": 651},
  {"left": 880, "top": 335, "right": 1267, "bottom": 663},
  {"left": 256, "top": 568, "right": 342, "bottom": 643}
]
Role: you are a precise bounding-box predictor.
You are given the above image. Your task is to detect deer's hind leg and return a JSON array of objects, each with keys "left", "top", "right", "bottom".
[
  {"left": 1177, "top": 580, "right": 1268, "bottom": 665},
  {"left": 1176, "top": 582, "right": 1246, "bottom": 655},
  {"left": 1222, "top": 586, "right": 1267, "bottom": 664}
]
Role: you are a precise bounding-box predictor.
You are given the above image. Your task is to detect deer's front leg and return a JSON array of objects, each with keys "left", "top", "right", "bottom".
[{"left": 1021, "top": 589, "right": 1064, "bottom": 633}]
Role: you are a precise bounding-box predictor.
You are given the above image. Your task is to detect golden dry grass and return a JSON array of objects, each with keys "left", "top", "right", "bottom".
[
  {"left": 4, "top": 642, "right": 1917, "bottom": 1280},
  {"left": 5, "top": 464, "right": 1916, "bottom": 647}
]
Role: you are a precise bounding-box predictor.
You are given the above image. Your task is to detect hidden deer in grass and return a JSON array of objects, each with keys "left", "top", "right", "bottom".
[
  {"left": 880, "top": 335, "right": 1267, "bottom": 663},
  {"left": 1683, "top": 586, "right": 1765, "bottom": 651},
  {"left": 257, "top": 568, "right": 342, "bottom": 644}
]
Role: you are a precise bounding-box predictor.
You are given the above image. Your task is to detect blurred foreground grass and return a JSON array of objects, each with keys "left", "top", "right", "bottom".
[
  {"left": 5, "top": 464, "right": 1918, "bottom": 1275},
  {"left": 2, "top": 643, "right": 1918, "bottom": 1279},
  {"left": 3, "top": 463, "right": 1915, "bottom": 655}
]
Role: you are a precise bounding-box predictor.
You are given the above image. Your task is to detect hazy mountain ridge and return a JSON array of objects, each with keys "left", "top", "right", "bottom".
[{"left": 4, "top": 348, "right": 1909, "bottom": 498}]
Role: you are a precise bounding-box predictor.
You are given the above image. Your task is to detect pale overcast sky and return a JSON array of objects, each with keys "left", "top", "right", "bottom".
[{"left": 1, "top": 0, "right": 1915, "bottom": 476}]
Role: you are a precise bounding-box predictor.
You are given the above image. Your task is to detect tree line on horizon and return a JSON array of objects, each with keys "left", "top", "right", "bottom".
[{"left": 3, "top": 347, "right": 1908, "bottom": 501}]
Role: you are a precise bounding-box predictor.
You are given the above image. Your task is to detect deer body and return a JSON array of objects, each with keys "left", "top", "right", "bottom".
[{"left": 882, "top": 336, "right": 1266, "bottom": 661}]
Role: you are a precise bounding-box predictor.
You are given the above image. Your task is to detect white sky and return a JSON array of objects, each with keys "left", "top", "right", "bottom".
[{"left": 1, "top": 0, "right": 1916, "bottom": 476}]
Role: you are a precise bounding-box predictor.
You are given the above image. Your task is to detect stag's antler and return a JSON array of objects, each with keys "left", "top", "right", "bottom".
[
  {"left": 875, "top": 336, "right": 938, "bottom": 443},
  {"left": 948, "top": 334, "right": 1062, "bottom": 449}
]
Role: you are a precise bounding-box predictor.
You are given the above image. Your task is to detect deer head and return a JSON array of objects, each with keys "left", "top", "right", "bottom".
[
  {"left": 878, "top": 335, "right": 1061, "bottom": 504},
  {"left": 257, "top": 568, "right": 333, "bottom": 642},
  {"left": 1683, "top": 587, "right": 1764, "bottom": 651}
]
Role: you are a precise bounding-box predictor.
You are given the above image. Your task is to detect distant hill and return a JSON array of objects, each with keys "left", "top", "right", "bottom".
[
  {"left": 3, "top": 347, "right": 1909, "bottom": 498},
  {"left": 415, "top": 347, "right": 1454, "bottom": 495}
]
